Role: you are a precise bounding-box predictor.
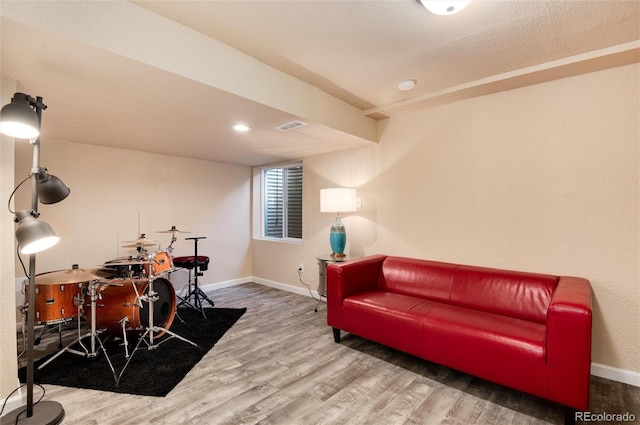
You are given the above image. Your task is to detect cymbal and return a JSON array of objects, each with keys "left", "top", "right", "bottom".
[
  {"left": 122, "top": 234, "right": 158, "bottom": 244},
  {"left": 34, "top": 267, "right": 103, "bottom": 285},
  {"left": 122, "top": 240, "right": 157, "bottom": 248},
  {"left": 155, "top": 226, "right": 191, "bottom": 234},
  {"left": 90, "top": 268, "right": 119, "bottom": 279}
]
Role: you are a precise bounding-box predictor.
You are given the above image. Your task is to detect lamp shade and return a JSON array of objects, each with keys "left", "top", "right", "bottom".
[
  {"left": 419, "top": 0, "right": 471, "bottom": 15},
  {"left": 320, "top": 188, "right": 357, "bottom": 213},
  {"left": 38, "top": 169, "right": 70, "bottom": 204},
  {"left": 0, "top": 93, "right": 40, "bottom": 139},
  {"left": 15, "top": 210, "right": 60, "bottom": 254}
]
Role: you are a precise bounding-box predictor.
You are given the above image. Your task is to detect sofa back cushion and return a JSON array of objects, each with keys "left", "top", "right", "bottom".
[
  {"left": 378, "top": 257, "right": 456, "bottom": 303},
  {"left": 450, "top": 266, "right": 558, "bottom": 323}
]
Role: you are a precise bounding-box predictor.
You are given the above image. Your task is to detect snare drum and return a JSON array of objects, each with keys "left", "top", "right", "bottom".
[
  {"left": 104, "top": 257, "right": 145, "bottom": 278},
  {"left": 86, "top": 277, "right": 176, "bottom": 338},
  {"left": 25, "top": 282, "right": 83, "bottom": 324},
  {"left": 144, "top": 251, "right": 174, "bottom": 276}
]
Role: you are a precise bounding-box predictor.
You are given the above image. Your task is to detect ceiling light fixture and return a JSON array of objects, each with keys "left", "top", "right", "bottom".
[
  {"left": 398, "top": 80, "right": 417, "bottom": 91},
  {"left": 418, "top": 0, "right": 471, "bottom": 15},
  {"left": 232, "top": 123, "right": 251, "bottom": 132}
]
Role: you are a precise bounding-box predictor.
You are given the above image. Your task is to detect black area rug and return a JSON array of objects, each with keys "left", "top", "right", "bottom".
[{"left": 19, "top": 308, "right": 246, "bottom": 397}]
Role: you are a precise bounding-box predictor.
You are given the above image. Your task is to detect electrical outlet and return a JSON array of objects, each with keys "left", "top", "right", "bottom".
[{"left": 298, "top": 263, "right": 304, "bottom": 273}]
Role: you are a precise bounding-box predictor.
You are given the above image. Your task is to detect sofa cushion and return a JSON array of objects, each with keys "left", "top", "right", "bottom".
[
  {"left": 450, "top": 265, "right": 558, "bottom": 323},
  {"left": 341, "top": 291, "right": 438, "bottom": 358},
  {"left": 421, "top": 303, "right": 548, "bottom": 398},
  {"left": 378, "top": 257, "right": 456, "bottom": 303}
]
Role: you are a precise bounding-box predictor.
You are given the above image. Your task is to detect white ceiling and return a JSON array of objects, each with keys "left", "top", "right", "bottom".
[{"left": 2, "top": 0, "right": 639, "bottom": 166}]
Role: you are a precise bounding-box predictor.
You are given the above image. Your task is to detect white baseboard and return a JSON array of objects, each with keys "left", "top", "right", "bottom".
[
  {"left": 592, "top": 362, "right": 640, "bottom": 387},
  {"left": 199, "top": 276, "right": 254, "bottom": 292},
  {"left": 251, "top": 276, "right": 324, "bottom": 301}
]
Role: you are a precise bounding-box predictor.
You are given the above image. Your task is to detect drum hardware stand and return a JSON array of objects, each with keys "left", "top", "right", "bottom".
[
  {"left": 166, "top": 231, "right": 177, "bottom": 255},
  {"left": 17, "top": 306, "right": 27, "bottom": 360},
  {"left": 177, "top": 236, "right": 214, "bottom": 318},
  {"left": 119, "top": 317, "right": 131, "bottom": 358},
  {"left": 17, "top": 308, "right": 69, "bottom": 359},
  {"left": 35, "top": 317, "right": 73, "bottom": 348},
  {"left": 117, "top": 271, "right": 199, "bottom": 383},
  {"left": 157, "top": 226, "right": 189, "bottom": 323},
  {"left": 37, "top": 281, "right": 118, "bottom": 385}
]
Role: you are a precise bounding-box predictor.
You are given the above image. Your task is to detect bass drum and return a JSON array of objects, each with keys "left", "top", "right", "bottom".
[{"left": 87, "top": 277, "right": 176, "bottom": 338}]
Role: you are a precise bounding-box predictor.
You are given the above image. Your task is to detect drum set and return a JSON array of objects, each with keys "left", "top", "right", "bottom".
[{"left": 19, "top": 227, "right": 200, "bottom": 384}]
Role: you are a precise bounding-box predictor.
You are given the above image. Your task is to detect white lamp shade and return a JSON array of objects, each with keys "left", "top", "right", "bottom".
[
  {"left": 0, "top": 93, "right": 40, "bottom": 139},
  {"left": 320, "top": 188, "right": 357, "bottom": 213},
  {"left": 14, "top": 210, "right": 60, "bottom": 254}
]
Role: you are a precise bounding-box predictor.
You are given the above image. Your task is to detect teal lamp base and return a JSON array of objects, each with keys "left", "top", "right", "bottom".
[{"left": 329, "top": 215, "right": 347, "bottom": 257}]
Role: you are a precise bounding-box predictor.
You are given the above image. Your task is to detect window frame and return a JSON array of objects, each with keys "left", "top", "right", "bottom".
[{"left": 259, "top": 161, "right": 303, "bottom": 243}]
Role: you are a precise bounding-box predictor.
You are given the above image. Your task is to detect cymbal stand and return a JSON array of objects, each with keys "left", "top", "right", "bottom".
[
  {"left": 37, "top": 281, "right": 118, "bottom": 384},
  {"left": 166, "top": 232, "right": 177, "bottom": 255},
  {"left": 117, "top": 268, "right": 199, "bottom": 383}
]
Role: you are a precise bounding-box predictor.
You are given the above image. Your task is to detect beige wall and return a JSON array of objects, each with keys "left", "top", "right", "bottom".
[
  {"left": 1, "top": 79, "right": 20, "bottom": 410},
  {"left": 13, "top": 140, "right": 252, "bottom": 283},
  {"left": 253, "top": 64, "right": 640, "bottom": 375}
]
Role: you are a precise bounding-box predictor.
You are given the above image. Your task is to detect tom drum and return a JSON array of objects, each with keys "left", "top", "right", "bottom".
[
  {"left": 25, "top": 282, "right": 83, "bottom": 324},
  {"left": 144, "top": 251, "right": 174, "bottom": 276}
]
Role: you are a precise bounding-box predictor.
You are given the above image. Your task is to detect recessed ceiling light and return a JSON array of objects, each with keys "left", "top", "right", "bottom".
[
  {"left": 232, "top": 123, "right": 251, "bottom": 132},
  {"left": 398, "top": 80, "right": 417, "bottom": 91},
  {"left": 419, "top": 0, "right": 471, "bottom": 15}
]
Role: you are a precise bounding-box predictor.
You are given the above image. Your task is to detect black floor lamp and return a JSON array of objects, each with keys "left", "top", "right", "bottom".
[{"left": 1, "top": 93, "right": 68, "bottom": 425}]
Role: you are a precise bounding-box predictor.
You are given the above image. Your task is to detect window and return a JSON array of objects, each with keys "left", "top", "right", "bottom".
[{"left": 262, "top": 163, "right": 302, "bottom": 241}]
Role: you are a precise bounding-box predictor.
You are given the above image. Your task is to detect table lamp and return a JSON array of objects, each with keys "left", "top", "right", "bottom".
[{"left": 320, "top": 188, "right": 357, "bottom": 257}]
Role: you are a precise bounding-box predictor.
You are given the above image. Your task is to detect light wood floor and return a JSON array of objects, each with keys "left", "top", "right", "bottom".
[{"left": 11, "top": 283, "right": 640, "bottom": 424}]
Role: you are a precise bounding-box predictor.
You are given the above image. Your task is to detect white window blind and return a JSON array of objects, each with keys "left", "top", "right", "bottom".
[{"left": 263, "top": 164, "right": 303, "bottom": 240}]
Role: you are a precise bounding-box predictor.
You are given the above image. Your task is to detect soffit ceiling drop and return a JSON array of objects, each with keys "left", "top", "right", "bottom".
[{"left": 1, "top": 1, "right": 638, "bottom": 166}]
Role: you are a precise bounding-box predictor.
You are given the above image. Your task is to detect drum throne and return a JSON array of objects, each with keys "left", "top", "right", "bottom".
[{"left": 173, "top": 236, "right": 214, "bottom": 318}]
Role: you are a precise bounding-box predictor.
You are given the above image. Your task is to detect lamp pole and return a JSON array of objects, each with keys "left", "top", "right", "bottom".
[
  {"left": 2, "top": 94, "right": 64, "bottom": 425},
  {"left": 25, "top": 96, "right": 44, "bottom": 417}
]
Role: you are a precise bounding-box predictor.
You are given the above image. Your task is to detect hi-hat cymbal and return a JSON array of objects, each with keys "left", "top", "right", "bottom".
[
  {"left": 155, "top": 226, "right": 191, "bottom": 234},
  {"left": 90, "top": 268, "right": 119, "bottom": 279},
  {"left": 34, "top": 267, "right": 103, "bottom": 285}
]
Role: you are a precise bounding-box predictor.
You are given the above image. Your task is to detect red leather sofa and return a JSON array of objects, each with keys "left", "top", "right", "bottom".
[{"left": 327, "top": 254, "right": 592, "bottom": 412}]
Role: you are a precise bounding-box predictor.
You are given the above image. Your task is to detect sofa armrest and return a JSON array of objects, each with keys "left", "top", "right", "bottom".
[
  {"left": 326, "top": 254, "right": 386, "bottom": 328},
  {"left": 546, "top": 276, "right": 592, "bottom": 411}
]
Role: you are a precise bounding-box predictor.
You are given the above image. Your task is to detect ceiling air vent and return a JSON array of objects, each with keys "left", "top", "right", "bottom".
[{"left": 275, "top": 120, "right": 307, "bottom": 132}]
